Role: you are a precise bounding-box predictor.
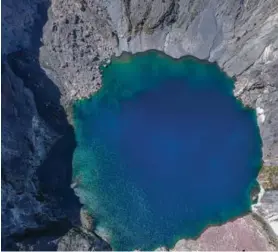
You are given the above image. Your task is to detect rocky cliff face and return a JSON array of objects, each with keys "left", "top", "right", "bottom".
[
  {"left": 2, "top": 0, "right": 278, "bottom": 250},
  {"left": 2, "top": 0, "right": 82, "bottom": 250}
]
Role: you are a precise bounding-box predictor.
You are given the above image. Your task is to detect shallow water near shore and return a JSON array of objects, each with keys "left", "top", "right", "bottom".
[{"left": 72, "top": 51, "right": 262, "bottom": 250}]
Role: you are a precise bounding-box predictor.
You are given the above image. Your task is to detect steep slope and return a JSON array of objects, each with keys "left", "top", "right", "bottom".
[{"left": 2, "top": 0, "right": 278, "bottom": 250}]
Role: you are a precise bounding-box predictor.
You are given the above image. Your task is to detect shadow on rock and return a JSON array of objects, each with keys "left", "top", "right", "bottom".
[{"left": 2, "top": 0, "right": 81, "bottom": 250}]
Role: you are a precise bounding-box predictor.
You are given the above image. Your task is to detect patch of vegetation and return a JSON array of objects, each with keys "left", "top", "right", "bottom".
[
  {"left": 143, "top": 24, "right": 155, "bottom": 35},
  {"left": 258, "top": 166, "right": 278, "bottom": 190}
]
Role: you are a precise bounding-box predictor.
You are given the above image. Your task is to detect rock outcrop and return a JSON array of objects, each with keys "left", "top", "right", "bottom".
[
  {"left": 57, "top": 228, "right": 111, "bottom": 251},
  {"left": 42, "top": 0, "right": 278, "bottom": 164},
  {"left": 2, "top": 0, "right": 82, "bottom": 250},
  {"left": 172, "top": 214, "right": 278, "bottom": 251},
  {"left": 2, "top": 0, "right": 278, "bottom": 250}
]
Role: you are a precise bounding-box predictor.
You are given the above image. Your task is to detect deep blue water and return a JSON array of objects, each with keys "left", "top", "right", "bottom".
[{"left": 73, "top": 51, "right": 262, "bottom": 250}]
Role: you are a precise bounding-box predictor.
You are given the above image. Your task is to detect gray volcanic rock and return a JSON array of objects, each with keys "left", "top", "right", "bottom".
[
  {"left": 253, "top": 190, "right": 278, "bottom": 239},
  {"left": 2, "top": 61, "right": 57, "bottom": 248},
  {"left": 42, "top": 0, "right": 278, "bottom": 165},
  {"left": 80, "top": 208, "right": 95, "bottom": 231},
  {"left": 42, "top": 0, "right": 278, "bottom": 237},
  {"left": 40, "top": 0, "right": 118, "bottom": 106},
  {"left": 2, "top": 0, "right": 82, "bottom": 250},
  {"left": 1, "top": 52, "right": 82, "bottom": 250},
  {"left": 57, "top": 227, "right": 112, "bottom": 251},
  {"left": 2, "top": 0, "right": 278, "bottom": 250},
  {"left": 2, "top": 0, "right": 44, "bottom": 55}
]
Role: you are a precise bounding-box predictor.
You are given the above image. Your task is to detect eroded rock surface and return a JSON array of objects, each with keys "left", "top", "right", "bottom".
[
  {"left": 57, "top": 227, "right": 111, "bottom": 251},
  {"left": 2, "top": 0, "right": 278, "bottom": 250},
  {"left": 253, "top": 190, "right": 278, "bottom": 238},
  {"left": 42, "top": 0, "right": 278, "bottom": 164},
  {"left": 2, "top": 0, "right": 82, "bottom": 249},
  {"left": 172, "top": 214, "right": 278, "bottom": 251}
]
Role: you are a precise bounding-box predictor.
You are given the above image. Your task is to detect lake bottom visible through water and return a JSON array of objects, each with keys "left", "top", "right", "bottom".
[{"left": 72, "top": 51, "right": 262, "bottom": 250}]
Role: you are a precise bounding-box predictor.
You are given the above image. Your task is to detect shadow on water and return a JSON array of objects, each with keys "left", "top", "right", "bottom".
[{"left": 3, "top": 0, "right": 81, "bottom": 250}]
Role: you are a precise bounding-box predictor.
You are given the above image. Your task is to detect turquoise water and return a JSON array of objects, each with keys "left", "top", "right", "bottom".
[{"left": 72, "top": 51, "right": 262, "bottom": 250}]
